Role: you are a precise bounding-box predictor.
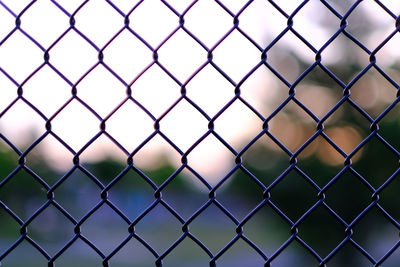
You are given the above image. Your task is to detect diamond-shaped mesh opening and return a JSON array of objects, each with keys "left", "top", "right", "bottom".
[
  {"left": 54, "top": 168, "right": 101, "bottom": 219},
  {"left": 266, "top": 31, "right": 315, "bottom": 84},
  {"left": 239, "top": 0, "right": 287, "bottom": 48},
  {"left": 160, "top": 99, "right": 208, "bottom": 152},
  {"left": 291, "top": 0, "right": 339, "bottom": 49},
  {"left": 27, "top": 204, "right": 75, "bottom": 255},
  {"left": 134, "top": 204, "right": 182, "bottom": 254},
  {"left": 76, "top": 65, "right": 126, "bottom": 117},
  {"left": 321, "top": 33, "right": 370, "bottom": 84},
  {"left": 296, "top": 135, "right": 345, "bottom": 186},
  {"left": 212, "top": 29, "right": 261, "bottom": 83},
  {"left": 107, "top": 167, "right": 155, "bottom": 220},
  {"left": 350, "top": 67, "right": 398, "bottom": 118},
  {"left": 30, "top": 134, "right": 74, "bottom": 173},
  {"left": 268, "top": 101, "right": 317, "bottom": 153},
  {"left": 50, "top": 100, "right": 100, "bottom": 151},
  {"left": 160, "top": 168, "right": 208, "bottom": 219},
  {"left": 158, "top": 29, "right": 205, "bottom": 82},
  {"left": 346, "top": 0, "right": 395, "bottom": 50},
  {"left": 298, "top": 205, "right": 346, "bottom": 258},
  {"left": 215, "top": 168, "right": 263, "bottom": 219},
  {"left": 74, "top": 0, "right": 122, "bottom": 47},
  {"left": 323, "top": 125, "right": 364, "bottom": 163},
  {"left": 187, "top": 135, "right": 236, "bottom": 186},
  {"left": 295, "top": 67, "right": 343, "bottom": 119},
  {"left": 241, "top": 135, "right": 289, "bottom": 182},
  {"left": 130, "top": 64, "right": 181, "bottom": 118},
  {"left": 239, "top": 65, "right": 276, "bottom": 115},
  {"left": 81, "top": 204, "right": 129, "bottom": 255},
  {"left": 0, "top": 168, "right": 47, "bottom": 221},
  {"left": 213, "top": 100, "right": 262, "bottom": 151},
  {"left": 21, "top": 0, "right": 68, "bottom": 48},
  {"left": 352, "top": 136, "right": 399, "bottom": 188},
  {"left": 188, "top": 203, "right": 236, "bottom": 254},
  {"left": 102, "top": 29, "right": 153, "bottom": 82},
  {"left": 325, "top": 170, "right": 372, "bottom": 223},
  {"left": 242, "top": 205, "right": 291, "bottom": 256},
  {"left": 24, "top": 140, "right": 63, "bottom": 186},
  {"left": 105, "top": 100, "right": 155, "bottom": 153},
  {"left": 22, "top": 65, "right": 71, "bottom": 117},
  {"left": 0, "top": 31, "right": 43, "bottom": 83},
  {"left": 186, "top": 64, "right": 234, "bottom": 117},
  {"left": 184, "top": 0, "right": 232, "bottom": 47},
  {"left": 49, "top": 30, "right": 98, "bottom": 83},
  {"left": 128, "top": 0, "right": 177, "bottom": 47},
  {"left": 270, "top": 169, "right": 317, "bottom": 222}
]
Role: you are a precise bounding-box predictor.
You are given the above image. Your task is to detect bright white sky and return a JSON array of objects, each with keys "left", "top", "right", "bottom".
[{"left": 0, "top": 0, "right": 399, "bottom": 183}]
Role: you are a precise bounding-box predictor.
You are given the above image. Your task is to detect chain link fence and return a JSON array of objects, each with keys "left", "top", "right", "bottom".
[{"left": 1, "top": 0, "right": 400, "bottom": 266}]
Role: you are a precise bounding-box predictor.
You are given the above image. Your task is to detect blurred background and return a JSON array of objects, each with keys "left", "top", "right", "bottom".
[{"left": 1, "top": 0, "right": 400, "bottom": 266}]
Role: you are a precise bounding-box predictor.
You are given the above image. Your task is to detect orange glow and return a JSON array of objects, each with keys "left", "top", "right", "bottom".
[{"left": 318, "top": 126, "right": 364, "bottom": 166}]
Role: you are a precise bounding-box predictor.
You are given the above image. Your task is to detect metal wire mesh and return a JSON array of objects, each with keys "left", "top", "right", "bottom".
[{"left": 1, "top": 0, "right": 400, "bottom": 266}]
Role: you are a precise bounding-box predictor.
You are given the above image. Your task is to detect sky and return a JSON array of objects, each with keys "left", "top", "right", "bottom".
[{"left": 0, "top": 0, "right": 400, "bottom": 183}]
